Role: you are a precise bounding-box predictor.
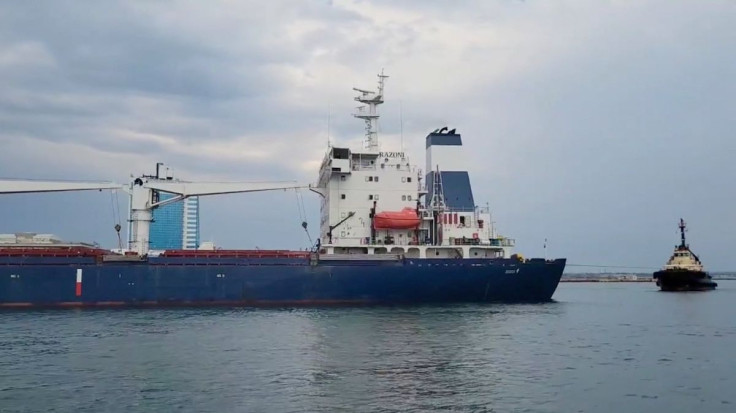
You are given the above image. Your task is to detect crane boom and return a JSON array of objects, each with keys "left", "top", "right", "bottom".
[
  {"left": 144, "top": 181, "right": 302, "bottom": 198},
  {"left": 0, "top": 165, "right": 314, "bottom": 255},
  {"left": 0, "top": 180, "right": 125, "bottom": 194}
]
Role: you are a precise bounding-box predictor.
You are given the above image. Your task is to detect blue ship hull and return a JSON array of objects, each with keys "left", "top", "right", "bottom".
[{"left": 0, "top": 256, "right": 565, "bottom": 308}]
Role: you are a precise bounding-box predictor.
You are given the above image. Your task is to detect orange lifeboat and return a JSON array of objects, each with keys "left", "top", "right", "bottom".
[{"left": 374, "top": 207, "right": 420, "bottom": 229}]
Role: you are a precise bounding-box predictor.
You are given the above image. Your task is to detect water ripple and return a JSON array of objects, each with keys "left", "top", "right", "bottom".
[{"left": 0, "top": 282, "right": 735, "bottom": 412}]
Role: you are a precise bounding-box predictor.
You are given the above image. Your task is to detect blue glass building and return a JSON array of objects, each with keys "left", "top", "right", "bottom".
[{"left": 149, "top": 192, "right": 200, "bottom": 250}]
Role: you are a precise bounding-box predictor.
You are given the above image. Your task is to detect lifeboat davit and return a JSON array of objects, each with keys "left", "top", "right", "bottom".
[{"left": 374, "top": 207, "right": 420, "bottom": 229}]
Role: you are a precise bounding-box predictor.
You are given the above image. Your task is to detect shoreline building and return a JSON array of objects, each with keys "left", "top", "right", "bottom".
[
  {"left": 124, "top": 163, "right": 201, "bottom": 251},
  {"left": 149, "top": 192, "right": 200, "bottom": 250}
]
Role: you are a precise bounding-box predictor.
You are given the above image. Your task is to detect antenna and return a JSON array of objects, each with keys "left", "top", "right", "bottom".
[
  {"left": 400, "top": 100, "right": 404, "bottom": 152},
  {"left": 544, "top": 238, "right": 548, "bottom": 261},
  {"left": 327, "top": 102, "right": 331, "bottom": 147},
  {"left": 679, "top": 218, "right": 687, "bottom": 248}
]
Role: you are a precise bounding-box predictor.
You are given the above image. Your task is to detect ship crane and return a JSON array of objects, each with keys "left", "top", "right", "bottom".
[
  {"left": 0, "top": 170, "right": 310, "bottom": 255},
  {"left": 327, "top": 211, "right": 355, "bottom": 244}
]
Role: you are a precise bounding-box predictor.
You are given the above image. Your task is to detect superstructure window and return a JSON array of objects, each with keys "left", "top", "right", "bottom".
[
  {"left": 341, "top": 194, "right": 346, "bottom": 200},
  {"left": 401, "top": 177, "right": 406, "bottom": 183},
  {"left": 374, "top": 176, "right": 379, "bottom": 182},
  {"left": 408, "top": 195, "right": 412, "bottom": 201},
  {"left": 341, "top": 175, "right": 346, "bottom": 181},
  {"left": 402, "top": 195, "right": 406, "bottom": 201},
  {"left": 369, "top": 195, "right": 373, "bottom": 200},
  {"left": 367, "top": 176, "right": 373, "bottom": 182},
  {"left": 407, "top": 177, "right": 412, "bottom": 182}
]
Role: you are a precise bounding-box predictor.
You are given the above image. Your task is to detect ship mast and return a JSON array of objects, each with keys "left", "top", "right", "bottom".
[
  {"left": 679, "top": 218, "right": 687, "bottom": 249},
  {"left": 353, "top": 71, "right": 388, "bottom": 150}
]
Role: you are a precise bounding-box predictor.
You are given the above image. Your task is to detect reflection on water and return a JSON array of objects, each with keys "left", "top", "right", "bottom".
[{"left": 1, "top": 282, "right": 735, "bottom": 412}]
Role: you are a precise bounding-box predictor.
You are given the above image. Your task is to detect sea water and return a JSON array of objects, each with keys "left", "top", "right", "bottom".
[{"left": 1, "top": 281, "right": 734, "bottom": 412}]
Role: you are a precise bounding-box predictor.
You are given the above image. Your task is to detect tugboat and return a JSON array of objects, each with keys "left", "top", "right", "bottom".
[{"left": 653, "top": 219, "right": 717, "bottom": 291}]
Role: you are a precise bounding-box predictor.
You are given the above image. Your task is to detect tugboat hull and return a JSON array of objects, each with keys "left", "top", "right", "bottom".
[{"left": 652, "top": 270, "right": 717, "bottom": 292}]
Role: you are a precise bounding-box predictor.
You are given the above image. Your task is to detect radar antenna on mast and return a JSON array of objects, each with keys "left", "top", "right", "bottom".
[
  {"left": 679, "top": 218, "right": 688, "bottom": 248},
  {"left": 353, "top": 70, "right": 388, "bottom": 150}
]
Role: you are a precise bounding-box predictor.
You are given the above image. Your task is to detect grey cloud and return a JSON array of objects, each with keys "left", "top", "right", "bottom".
[{"left": 1, "top": 0, "right": 735, "bottom": 270}]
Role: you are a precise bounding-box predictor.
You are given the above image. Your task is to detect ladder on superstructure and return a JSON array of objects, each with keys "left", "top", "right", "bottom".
[
  {"left": 430, "top": 167, "right": 447, "bottom": 245},
  {"left": 430, "top": 166, "right": 447, "bottom": 213}
]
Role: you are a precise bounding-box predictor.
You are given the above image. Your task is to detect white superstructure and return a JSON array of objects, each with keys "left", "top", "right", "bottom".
[
  {"left": 315, "top": 73, "right": 515, "bottom": 259},
  {"left": 663, "top": 249, "right": 703, "bottom": 271}
]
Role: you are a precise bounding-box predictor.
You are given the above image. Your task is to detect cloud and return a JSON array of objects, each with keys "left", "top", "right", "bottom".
[{"left": 0, "top": 0, "right": 734, "bottom": 270}]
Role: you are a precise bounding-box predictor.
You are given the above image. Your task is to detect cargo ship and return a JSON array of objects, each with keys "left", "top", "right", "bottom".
[
  {"left": 653, "top": 219, "right": 716, "bottom": 291},
  {"left": 0, "top": 73, "right": 565, "bottom": 308}
]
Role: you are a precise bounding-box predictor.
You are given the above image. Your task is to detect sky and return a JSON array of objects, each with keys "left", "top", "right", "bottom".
[{"left": 0, "top": 0, "right": 734, "bottom": 271}]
